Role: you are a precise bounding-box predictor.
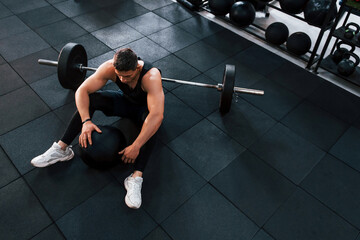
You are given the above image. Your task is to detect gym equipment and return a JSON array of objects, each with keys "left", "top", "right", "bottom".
[
  {"left": 38, "top": 43, "right": 264, "bottom": 114},
  {"left": 244, "top": 0, "right": 267, "bottom": 11},
  {"left": 265, "top": 22, "right": 289, "bottom": 45},
  {"left": 208, "top": 0, "right": 234, "bottom": 15},
  {"left": 279, "top": 0, "right": 308, "bottom": 14},
  {"left": 229, "top": 1, "right": 256, "bottom": 28},
  {"left": 286, "top": 32, "right": 312, "bottom": 55},
  {"left": 337, "top": 52, "right": 360, "bottom": 76},
  {"left": 304, "top": 0, "right": 337, "bottom": 27},
  {"left": 79, "top": 125, "right": 127, "bottom": 169},
  {"left": 344, "top": 23, "right": 360, "bottom": 40},
  {"left": 332, "top": 41, "right": 356, "bottom": 64}
]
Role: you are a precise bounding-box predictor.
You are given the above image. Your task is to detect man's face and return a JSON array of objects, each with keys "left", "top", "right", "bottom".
[{"left": 115, "top": 68, "right": 138, "bottom": 84}]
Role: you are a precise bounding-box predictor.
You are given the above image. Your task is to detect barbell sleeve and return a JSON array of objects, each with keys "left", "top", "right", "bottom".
[{"left": 38, "top": 58, "right": 264, "bottom": 96}]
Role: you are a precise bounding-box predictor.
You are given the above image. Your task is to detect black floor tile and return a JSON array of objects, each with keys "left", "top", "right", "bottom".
[
  {"left": 157, "top": 92, "right": 203, "bottom": 143},
  {"left": 208, "top": 98, "right": 276, "bottom": 148},
  {"left": 35, "top": 19, "right": 87, "bottom": 46},
  {"left": 266, "top": 61, "right": 323, "bottom": 98},
  {"left": 47, "top": 0, "right": 67, "bottom": 4},
  {"left": 153, "top": 54, "right": 200, "bottom": 91},
  {"left": 301, "top": 154, "right": 360, "bottom": 229},
  {"left": 24, "top": 155, "right": 113, "bottom": 220},
  {"left": 31, "top": 224, "right": 64, "bottom": 240},
  {"left": 264, "top": 188, "right": 359, "bottom": 240},
  {"left": 0, "top": 15, "right": 30, "bottom": 40},
  {"left": 168, "top": 118, "right": 245, "bottom": 180},
  {"left": 88, "top": 0, "right": 121, "bottom": 8},
  {"left": 330, "top": 126, "right": 360, "bottom": 172},
  {"left": 1, "top": 0, "right": 49, "bottom": 14},
  {"left": 211, "top": 150, "right": 296, "bottom": 226},
  {"left": 143, "top": 227, "right": 171, "bottom": 240},
  {"left": 281, "top": 101, "right": 349, "bottom": 151},
  {"left": 72, "top": 9, "right": 120, "bottom": 33},
  {"left": 175, "top": 41, "right": 228, "bottom": 72},
  {"left": 153, "top": 3, "right": 194, "bottom": 24},
  {"left": 104, "top": 0, "right": 149, "bottom": 22},
  {"left": 9, "top": 47, "right": 59, "bottom": 84},
  {"left": 148, "top": 25, "right": 199, "bottom": 53},
  {"left": 0, "top": 55, "right": 5, "bottom": 65},
  {"left": 307, "top": 81, "right": 360, "bottom": 124},
  {"left": 205, "top": 58, "right": 266, "bottom": 88},
  {"left": 233, "top": 45, "right": 286, "bottom": 76},
  {"left": 140, "top": 143, "right": 206, "bottom": 223},
  {"left": 162, "top": 184, "right": 259, "bottom": 240},
  {"left": 0, "top": 86, "right": 50, "bottom": 135},
  {"left": 249, "top": 123, "right": 325, "bottom": 184},
  {"left": 134, "top": 0, "right": 173, "bottom": 11},
  {"left": 55, "top": 34, "right": 111, "bottom": 59},
  {"left": 0, "top": 178, "right": 52, "bottom": 240},
  {"left": 0, "top": 2, "right": 12, "bottom": 19},
  {"left": 0, "top": 31, "right": 50, "bottom": 62},
  {"left": 53, "top": 0, "right": 98, "bottom": 18},
  {"left": 0, "top": 113, "right": 65, "bottom": 174},
  {"left": 171, "top": 74, "right": 219, "bottom": 117},
  {"left": 0, "top": 63, "right": 26, "bottom": 96},
  {"left": 203, "top": 29, "right": 254, "bottom": 57},
  {"left": 176, "top": 15, "right": 223, "bottom": 39},
  {"left": 125, "top": 12, "right": 172, "bottom": 36},
  {"left": 56, "top": 181, "right": 157, "bottom": 239},
  {"left": 30, "top": 74, "right": 75, "bottom": 110},
  {"left": 118, "top": 37, "right": 170, "bottom": 63},
  {"left": 0, "top": 147, "right": 19, "bottom": 189},
  {"left": 242, "top": 78, "right": 301, "bottom": 121},
  {"left": 18, "top": 5, "right": 66, "bottom": 29},
  {"left": 92, "top": 22, "right": 143, "bottom": 49},
  {"left": 252, "top": 230, "right": 275, "bottom": 240}
]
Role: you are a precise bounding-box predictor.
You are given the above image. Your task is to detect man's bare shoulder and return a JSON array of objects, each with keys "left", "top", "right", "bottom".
[{"left": 96, "top": 60, "right": 116, "bottom": 80}]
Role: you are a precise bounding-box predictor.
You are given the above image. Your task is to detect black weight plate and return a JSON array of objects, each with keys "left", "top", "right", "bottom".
[
  {"left": 58, "top": 43, "right": 87, "bottom": 90},
  {"left": 219, "top": 64, "right": 235, "bottom": 114}
]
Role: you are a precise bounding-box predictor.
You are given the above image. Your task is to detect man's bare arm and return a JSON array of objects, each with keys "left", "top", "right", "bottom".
[{"left": 120, "top": 68, "right": 164, "bottom": 163}]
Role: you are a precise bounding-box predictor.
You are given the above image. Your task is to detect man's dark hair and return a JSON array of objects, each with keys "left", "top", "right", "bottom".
[{"left": 113, "top": 48, "right": 138, "bottom": 71}]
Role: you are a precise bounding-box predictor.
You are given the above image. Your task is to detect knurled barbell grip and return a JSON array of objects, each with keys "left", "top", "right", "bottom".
[{"left": 234, "top": 87, "right": 264, "bottom": 95}]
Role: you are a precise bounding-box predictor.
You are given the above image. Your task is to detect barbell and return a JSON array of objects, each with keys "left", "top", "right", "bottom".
[{"left": 38, "top": 43, "right": 264, "bottom": 114}]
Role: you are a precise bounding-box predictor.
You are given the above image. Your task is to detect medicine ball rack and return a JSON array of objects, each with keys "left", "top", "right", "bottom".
[
  {"left": 314, "top": 0, "right": 360, "bottom": 86},
  {"left": 177, "top": 0, "right": 338, "bottom": 70}
]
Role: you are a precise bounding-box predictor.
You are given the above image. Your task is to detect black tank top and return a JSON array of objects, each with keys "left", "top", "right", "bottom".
[{"left": 115, "top": 60, "right": 158, "bottom": 106}]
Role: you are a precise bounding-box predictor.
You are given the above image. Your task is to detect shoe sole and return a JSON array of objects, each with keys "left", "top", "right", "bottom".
[
  {"left": 31, "top": 150, "right": 74, "bottom": 168},
  {"left": 124, "top": 179, "right": 140, "bottom": 209}
]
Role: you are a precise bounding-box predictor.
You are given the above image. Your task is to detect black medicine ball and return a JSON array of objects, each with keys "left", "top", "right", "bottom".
[
  {"left": 265, "top": 22, "right": 289, "bottom": 45},
  {"left": 304, "top": 0, "right": 337, "bottom": 27},
  {"left": 230, "top": 1, "right": 256, "bottom": 28},
  {"left": 286, "top": 32, "right": 312, "bottom": 55},
  {"left": 79, "top": 125, "right": 127, "bottom": 170},
  {"left": 208, "top": 0, "right": 234, "bottom": 15},
  {"left": 279, "top": 0, "right": 308, "bottom": 14}
]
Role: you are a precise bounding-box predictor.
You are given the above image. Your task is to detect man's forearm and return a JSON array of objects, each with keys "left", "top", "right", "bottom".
[
  {"left": 132, "top": 113, "right": 163, "bottom": 149},
  {"left": 75, "top": 89, "right": 91, "bottom": 122}
]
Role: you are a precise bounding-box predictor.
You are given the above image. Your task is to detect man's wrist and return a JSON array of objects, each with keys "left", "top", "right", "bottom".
[{"left": 82, "top": 118, "right": 91, "bottom": 124}]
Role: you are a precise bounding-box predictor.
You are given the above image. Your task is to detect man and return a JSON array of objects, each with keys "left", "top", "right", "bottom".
[{"left": 31, "top": 48, "right": 164, "bottom": 209}]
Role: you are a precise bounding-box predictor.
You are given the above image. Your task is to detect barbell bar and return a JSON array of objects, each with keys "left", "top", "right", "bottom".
[{"left": 38, "top": 43, "right": 264, "bottom": 114}]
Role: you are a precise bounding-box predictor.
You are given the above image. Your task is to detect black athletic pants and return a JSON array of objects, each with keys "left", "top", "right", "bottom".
[{"left": 61, "top": 90, "right": 157, "bottom": 172}]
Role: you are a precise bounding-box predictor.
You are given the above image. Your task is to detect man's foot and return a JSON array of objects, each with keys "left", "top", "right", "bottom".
[
  {"left": 31, "top": 142, "right": 74, "bottom": 168},
  {"left": 124, "top": 174, "right": 143, "bottom": 209}
]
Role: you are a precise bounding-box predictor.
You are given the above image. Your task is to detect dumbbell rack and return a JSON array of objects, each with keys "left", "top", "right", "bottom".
[
  {"left": 180, "top": 0, "right": 338, "bottom": 69},
  {"left": 314, "top": 0, "right": 360, "bottom": 86}
]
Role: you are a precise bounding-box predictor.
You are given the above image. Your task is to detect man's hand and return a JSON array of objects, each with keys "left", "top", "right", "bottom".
[
  {"left": 79, "top": 121, "right": 102, "bottom": 148},
  {"left": 119, "top": 144, "right": 140, "bottom": 164}
]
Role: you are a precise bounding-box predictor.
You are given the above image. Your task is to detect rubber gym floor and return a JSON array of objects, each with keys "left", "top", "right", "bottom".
[{"left": 1, "top": 0, "right": 360, "bottom": 239}]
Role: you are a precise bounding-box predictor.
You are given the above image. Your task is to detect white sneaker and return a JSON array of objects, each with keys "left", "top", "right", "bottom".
[
  {"left": 31, "top": 142, "right": 74, "bottom": 168},
  {"left": 124, "top": 174, "right": 143, "bottom": 209}
]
